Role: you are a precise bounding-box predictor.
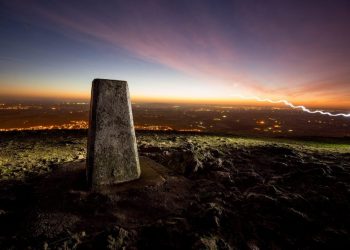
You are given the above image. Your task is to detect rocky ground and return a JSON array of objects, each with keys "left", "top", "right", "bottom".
[{"left": 0, "top": 130, "right": 349, "bottom": 249}]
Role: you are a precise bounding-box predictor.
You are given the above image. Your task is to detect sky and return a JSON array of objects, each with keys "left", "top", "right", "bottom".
[{"left": 1, "top": 0, "right": 350, "bottom": 108}]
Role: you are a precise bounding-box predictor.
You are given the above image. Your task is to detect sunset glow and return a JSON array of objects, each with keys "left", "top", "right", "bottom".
[{"left": 1, "top": 1, "right": 350, "bottom": 109}]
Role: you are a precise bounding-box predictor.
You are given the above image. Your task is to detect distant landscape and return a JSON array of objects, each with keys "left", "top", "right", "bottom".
[{"left": 1, "top": 102, "right": 349, "bottom": 138}]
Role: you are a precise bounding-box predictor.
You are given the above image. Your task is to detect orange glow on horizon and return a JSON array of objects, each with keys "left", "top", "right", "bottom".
[
  {"left": 0, "top": 87, "right": 89, "bottom": 100},
  {"left": 131, "top": 95, "right": 350, "bottom": 109},
  {"left": 1, "top": 87, "right": 349, "bottom": 109}
]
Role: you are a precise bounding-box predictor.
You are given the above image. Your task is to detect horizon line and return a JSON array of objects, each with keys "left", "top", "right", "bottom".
[{"left": 0, "top": 96, "right": 349, "bottom": 110}]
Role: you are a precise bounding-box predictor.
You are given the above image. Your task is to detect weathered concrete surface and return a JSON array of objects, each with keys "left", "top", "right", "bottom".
[
  {"left": 87, "top": 79, "right": 140, "bottom": 189},
  {"left": 93, "top": 156, "right": 167, "bottom": 193}
]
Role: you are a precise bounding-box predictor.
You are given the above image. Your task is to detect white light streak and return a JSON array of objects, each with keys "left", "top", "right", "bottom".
[{"left": 231, "top": 94, "right": 350, "bottom": 118}]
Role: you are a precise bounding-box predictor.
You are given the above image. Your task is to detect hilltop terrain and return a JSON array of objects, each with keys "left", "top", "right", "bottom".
[{"left": 0, "top": 130, "right": 349, "bottom": 249}]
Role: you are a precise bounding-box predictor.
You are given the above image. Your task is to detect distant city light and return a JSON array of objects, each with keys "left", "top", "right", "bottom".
[
  {"left": 0, "top": 102, "right": 348, "bottom": 137},
  {"left": 232, "top": 95, "right": 350, "bottom": 118}
]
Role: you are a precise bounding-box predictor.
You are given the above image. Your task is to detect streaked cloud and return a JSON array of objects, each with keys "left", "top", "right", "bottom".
[{"left": 1, "top": 0, "right": 350, "bottom": 107}]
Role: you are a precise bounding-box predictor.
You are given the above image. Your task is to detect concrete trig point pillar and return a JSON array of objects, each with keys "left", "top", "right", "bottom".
[{"left": 87, "top": 79, "right": 141, "bottom": 189}]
